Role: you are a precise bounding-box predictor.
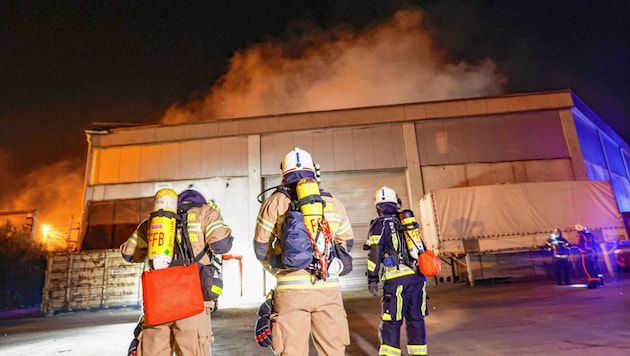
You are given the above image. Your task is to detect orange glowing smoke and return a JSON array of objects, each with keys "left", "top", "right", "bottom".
[
  {"left": 0, "top": 159, "right": 83, "bottom": 249},
  {"left": 161, "top": 10, "right": 506, "bottom": 124}
]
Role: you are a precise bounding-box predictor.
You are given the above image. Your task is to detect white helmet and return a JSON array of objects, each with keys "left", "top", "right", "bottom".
[
  {"left": 281, "top": 147, "right": 316, "bottom": 185},
  {"left": 575, "top": 224, "right": 590, "bottom": 233},
  {"left": 374, "top": 186, "right": 400, "bottom": 207},
  {"left": 551, "top": 228, "right": 562, "bottom": 238}
]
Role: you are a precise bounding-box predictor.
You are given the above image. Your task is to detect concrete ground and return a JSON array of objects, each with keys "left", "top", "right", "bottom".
[{"left": 1, "top": 274, "right": 628, "bottom": 356}]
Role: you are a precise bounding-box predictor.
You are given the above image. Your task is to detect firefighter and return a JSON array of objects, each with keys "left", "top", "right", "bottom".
[
  {"left": 545, "top": 228, "right": 572, "bottom": 285},
  {"left": 367, "top": 186, "right": 428, "bottom": 356},
  {"left": 575, "top": 224, "right": 604, "bottom": 289},
  {"left": 121, "top": 187, "right": 234, "bottom": 356},
  {"left": 253, "top": 147, "right": 354, "bottom": 356}
]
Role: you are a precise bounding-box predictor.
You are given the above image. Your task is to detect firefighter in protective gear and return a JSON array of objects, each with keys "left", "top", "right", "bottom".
[
  {"left": 121, "top": 187, "right": 234, "bottom": 356},
  {"left": 253, "top": 147, "right": 354, "bottom": 356},
  {"left": 545, "top": 228, "right": 572, "bottom": 285},
  {"left": 367, "top": 186, "right": 428, "bottom": 356},
  {"left": 575, "top": 224, "right": 604, "bottom": 289}
]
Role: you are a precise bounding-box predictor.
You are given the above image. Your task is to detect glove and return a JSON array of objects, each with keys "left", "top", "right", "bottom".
[
  {"left": 254, "top": 291, "right": 274, "bottom": 347},
  {"left": 368, "top": 281, "right": 379, "bottom": 297},
  {"left": 255, "top": 314, "right": 272, "bottom": 347}
]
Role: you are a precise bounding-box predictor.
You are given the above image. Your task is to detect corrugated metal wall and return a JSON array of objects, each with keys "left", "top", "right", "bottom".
[
  {"left": 260, "top": 124, "right": 406, "bottom": 176},
  {"left": 318, "top": 171, "right": 409, "bottom": 291},
  {"left": 90, "top": 136, "right": 248, "bottom": 184}
]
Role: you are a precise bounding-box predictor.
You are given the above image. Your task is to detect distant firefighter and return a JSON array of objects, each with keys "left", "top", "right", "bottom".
[
  {"left": 545, "top": 229, "right": 571, "bottom": 285},
  {"left": 575, "top": 224, "right": 604, "bottom": 289}
]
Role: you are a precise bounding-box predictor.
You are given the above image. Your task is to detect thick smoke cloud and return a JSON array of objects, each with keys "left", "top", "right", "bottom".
[
  {"left": 162, "top": 10, "right": 506, "bottom": 124},
  {"left": 1, "top": 9, "right": 506, "bottom": 244}
]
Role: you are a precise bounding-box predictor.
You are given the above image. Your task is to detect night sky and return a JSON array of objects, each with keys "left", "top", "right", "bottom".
[{"left": 0, "top": 1, "right": 628, "bottom": 233}]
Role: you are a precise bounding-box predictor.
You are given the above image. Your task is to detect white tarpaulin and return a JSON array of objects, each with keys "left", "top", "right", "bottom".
[{"left": 420, "top": 181, "right": 624, "bottom": 254}]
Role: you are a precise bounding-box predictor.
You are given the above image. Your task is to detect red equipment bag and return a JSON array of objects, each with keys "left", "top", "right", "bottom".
[
  {"left": 141, "top": 263, "right": 205, "bottom": 326},
  {"left": 418, "top": 250, "right": 442, "bottom": 277}
]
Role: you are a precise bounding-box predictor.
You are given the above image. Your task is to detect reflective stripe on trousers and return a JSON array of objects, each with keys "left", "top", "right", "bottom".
[
  {"left": 276, "top": 274, "right": 340, "bottom": 290},
  {"left": 378, "top": 274, "right": 427, "bottom": 355}
]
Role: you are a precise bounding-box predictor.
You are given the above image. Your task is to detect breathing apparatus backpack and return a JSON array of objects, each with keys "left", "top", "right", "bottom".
[
  {"left": 277, "top": 177, "right": 345, "bottom": 280},
  {"left": 175, "top": 198, "right": 224, "bottom": 302},
  {"left": 147, "top": 188, "right": 179, "bottom": 270},
  {"left": 376, "top": 214, "right": 416, "bottom": 271},
  {"left": 399, "top": 209, "right": 425, "bottom": 260}
]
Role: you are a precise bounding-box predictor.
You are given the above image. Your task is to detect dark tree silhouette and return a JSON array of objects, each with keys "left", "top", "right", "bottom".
[{"left": 0, "top": 220, "right": 47, "bottom": 309}]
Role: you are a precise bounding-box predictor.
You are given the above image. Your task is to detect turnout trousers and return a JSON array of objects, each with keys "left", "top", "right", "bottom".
[
  {"left": 271, "top": 284, "right": 350, "bottom": 356},
  {"left": 137, "top": 309, "right": 212, "bottom": 356},
  {"left": 553, "top": 257, "right": 571, "bottom": 285},
  {"left": 580, "top": 251, "right": 602, "bottom": 288},
  {"left": 379, "top": 274, "right": 427, "bottom": 356}
]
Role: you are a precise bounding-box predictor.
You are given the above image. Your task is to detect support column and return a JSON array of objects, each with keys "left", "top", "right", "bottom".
[{"left": 402, "top": 122, "right": 424, "bottom": 209}]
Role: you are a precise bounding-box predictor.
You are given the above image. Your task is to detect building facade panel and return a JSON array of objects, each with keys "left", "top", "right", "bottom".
[
  {"left": 610, "top": 173, "right": 630, "bottom": 212},
  {"left": 624, "top": 150, "right": 630, "bottom": 178},
  {"left": 601, "top": 134, "right": 626, "bottom": 176},
  {"left": 118, "top": 146, "right": 141, "bottom": 182},
  {"left": 138, "top": 145, "right": 162, "bottom": 182},
  {"left": 416, "top": 111, "right": 568, "bottom": 166},
  {"left": 95, "top": 148, "right": 121, "bottom": 184},
  {"left": 421, "top": 165, "right": 468, "bottom": 192},
  {"left": 179, "top": 140, "right": 202, "bottom": 178},
  {"left": 260, "top": 125, "right": 406, "bottom": 176},
  {"left": 91, "top": 137, "right": 248, "bottom": 184},
  {"left": 574, "top": 116, "right": 607, "bottom": 173},
  {"left": 199, "top": 137, "right": 248, "bottom": 177},
  {"left": 521, "top": 159, "right": 575, "bottom": 182},
  {"left": 156, "top": 142, "right": 181, "bottom": 180},
  {"left": 465, "top": 162, "right": 516, "bottom": 185}
]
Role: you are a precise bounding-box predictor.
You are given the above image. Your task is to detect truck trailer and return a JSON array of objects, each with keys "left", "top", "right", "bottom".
[{"left": 418, "top": 180, "right": 627, "bottom": 285}]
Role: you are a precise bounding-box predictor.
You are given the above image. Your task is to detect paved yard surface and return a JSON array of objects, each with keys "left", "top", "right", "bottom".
[{"left": 1, "top": 275, "right": 628, "bottom": 355}]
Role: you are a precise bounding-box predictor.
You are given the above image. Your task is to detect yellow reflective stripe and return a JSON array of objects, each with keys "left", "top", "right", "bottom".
[
  {"left": 382, "top": 266, "right": 416, "bottom": 280},
  {"left": 395, "top": 285, "right": 403, "bottom": 321},
  {"left": 210, "top": 285, "right": 222, "bottom": 295},
  {"left": 207, "top": 200, "right": 220, "bottom": 211},
  {"left": 368, "top": 234, "right": 381, "bottom": 245},
  {"left": 130, "top": 233, "right": 147, "bottom": 248},
  {"left": 256, "top": 215, "right": 275, "bottom": 232},
  {"left": 276, "top": 275, "right": 340, "bottom": 290},
  {"left": 407, "top": 344, "right": 427, "bottom": 355},
  {"left": 324, "top": 213, "right": 340, "bottom": 231},
  {"left": 336, "top": 220, "right": 351, "bottom": 235},
  {"left": 324, "top": 211, "right": 340, "bottom": 221},
  {"left": 128, "top": 234, "right": 139, "bottom": 245},
  {"left": 391, "top": 230, "right": 399, "bottom": 252},
  {"left": 205, "top": 220, "right": 227, "bottom": 236},
  {"left": 421, "top": 282, "right": 427, "bottom": 316},
  {"left": 367, "top": 259, "right": 377, "bottom": 272},
  {"left": 187, "top": 222, "right": 203, "bottom": 233},
  {"left": 379, "top": 344, "right": 401, "bottom": 356}
]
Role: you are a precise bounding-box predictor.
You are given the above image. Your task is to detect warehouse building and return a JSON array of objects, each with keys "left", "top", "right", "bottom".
[{"left": 44, "top": 90, "right": 630, "bottom": 311}]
